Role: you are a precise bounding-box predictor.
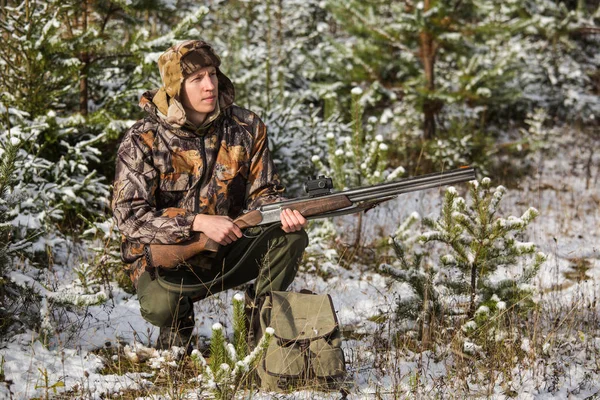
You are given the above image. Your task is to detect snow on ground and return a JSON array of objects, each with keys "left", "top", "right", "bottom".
[{"left": 1, "top": 129, "right": 599, "bottom": 399}]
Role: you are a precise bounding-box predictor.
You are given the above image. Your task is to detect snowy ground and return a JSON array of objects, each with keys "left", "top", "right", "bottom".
[{"left": 1, "top": 128, "right": 599, "bottom": 399}]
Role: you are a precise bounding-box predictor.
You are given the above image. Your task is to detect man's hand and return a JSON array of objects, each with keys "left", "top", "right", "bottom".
[
  {"left": 280, "top": 208, "right": 307, "bottom": 233},
  {"left": 192, "top": 214, "right": 243, "bottom": 245}
]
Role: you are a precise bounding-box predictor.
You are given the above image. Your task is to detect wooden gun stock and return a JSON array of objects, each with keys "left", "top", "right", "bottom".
[
  {"left": 149, "top": 209, "right": 264, "bottom": 269},
  {"left": 147, "top": 195, "right": 353, "bottom": 269}
]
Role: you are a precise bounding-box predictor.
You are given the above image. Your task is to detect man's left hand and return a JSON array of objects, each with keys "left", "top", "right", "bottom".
[{"left": 280, "top": 208, "right": 307, "bottom": 233}]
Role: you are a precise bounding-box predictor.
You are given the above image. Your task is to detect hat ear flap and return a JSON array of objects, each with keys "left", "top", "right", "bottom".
[
  {"left": 217, "top": 69, "right": 235, "bottom": 109},
  {"left": 166, "top": 98, "right": 187, "bottom": 127}
]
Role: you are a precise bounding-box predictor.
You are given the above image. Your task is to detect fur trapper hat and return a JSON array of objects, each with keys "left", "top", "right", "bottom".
[{"left": 152, "top": 40, "right": 235, "bottom": 127}]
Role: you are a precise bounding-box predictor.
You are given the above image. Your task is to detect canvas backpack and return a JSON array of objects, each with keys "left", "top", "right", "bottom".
[{"left": 251, "top": 290, "right": 347, "bottom": 391}]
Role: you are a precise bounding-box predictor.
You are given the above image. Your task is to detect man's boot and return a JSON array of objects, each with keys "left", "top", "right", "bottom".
[{"left": 156, "top": 310, "right": 195, "bottom": 354}]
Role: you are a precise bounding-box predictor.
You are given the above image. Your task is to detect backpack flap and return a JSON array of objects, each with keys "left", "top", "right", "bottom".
[
  {"left": 262, "top": 291, "right": 342, "bottom": 380},
  {"left": 310, "top": 345, "right": 346, "bottom": 379},
  {"left": 307, "top": 309, "right": 345, "bottom": 379},
  {"left": 264, "top": 341, "right": 305, "bottom": 378},
  {"left": 269, "top": 291, "right": 338, "bottom": 341}
]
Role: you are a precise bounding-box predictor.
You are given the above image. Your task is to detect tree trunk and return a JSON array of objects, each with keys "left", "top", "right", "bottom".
[
  {"left": 421, "top": 268, "right": 431, "bottom": 348},
  {"left": 264, "top": 0, "right": 272, "bottom": 112},
  {"left": 79, "top": 0, "right": 89, "bottom": 116},
  {"left": 468, "top": 263, "right": 477, "bottom": 317},
  {"left": 276, "top": 0, "right": 284, "bottom": 98},
  {"left": 79, "top": 55, "right": 89, "bottom": 116},
  {"left": 419, "top": 0, "right": 439, "bottom": 140}
]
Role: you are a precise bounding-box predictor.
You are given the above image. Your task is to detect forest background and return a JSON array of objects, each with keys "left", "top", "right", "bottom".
[{"left": 0, "top": 0, "right": 599, "bottom": 398}]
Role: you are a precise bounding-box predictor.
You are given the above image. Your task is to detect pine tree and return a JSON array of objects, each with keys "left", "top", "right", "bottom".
[
  {"left": 420, "top": 179, "right": 546, "bottom": 317},
  {"left": 384, "top": 179, "right": 545, "bottom": 345},
  {"left": 311, "top": 86, "right": 404, "bottom": 247},
  {"left": 0, "top": 136, "right": 19, "bottom": 274},
  {"left": 191, "top": 293, "right": 273, "bottom": 400},
  {"left": 312, "top": 87, "right": 400, "bottom": 190},
  {"left": 380, "top": 212, "right": 440, "bottom": 343}
]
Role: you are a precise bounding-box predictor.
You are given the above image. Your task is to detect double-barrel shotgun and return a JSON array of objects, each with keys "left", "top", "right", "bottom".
[{"left": 148, "top": 167, "right": 477, "bottom": 269}]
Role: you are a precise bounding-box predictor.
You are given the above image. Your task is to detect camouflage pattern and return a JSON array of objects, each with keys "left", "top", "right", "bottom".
[{"left": 112, "top": 41, "right": 285, "bottom": 286}]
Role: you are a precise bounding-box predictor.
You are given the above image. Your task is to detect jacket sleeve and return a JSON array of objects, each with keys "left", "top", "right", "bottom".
[
  {"left": 111, "top": 126, "right": 196, "bottom": 244},
  {"left": 245, "top": 118, "right": 286, "bottom": 210}
]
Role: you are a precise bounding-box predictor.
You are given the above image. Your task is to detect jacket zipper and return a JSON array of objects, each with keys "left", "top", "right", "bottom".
[{"left": 195, "top": 136, "right": 207, "bottom": 213}]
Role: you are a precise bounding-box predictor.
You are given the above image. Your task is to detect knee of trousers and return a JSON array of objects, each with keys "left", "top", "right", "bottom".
[
  {"left": 284, "top": 228, "right": 309, "bottom": 253},
  {"left": 273, "top": 228, "right": 309, "bottom": 271},
  {"left": 139, "top": 290, "right": 188, "bottom": 328}
]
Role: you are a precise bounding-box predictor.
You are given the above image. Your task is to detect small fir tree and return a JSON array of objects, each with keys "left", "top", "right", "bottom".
[
  {"left": 420, "top": 178, "right": 546, "bottom": 317},
  {"left": 311, "top": 87, "right": 404, "bottom": 247},
  {"left": 191, "top": 293, "right": 273, "bottom": 400},
  {"left": 380, "top": 212, "right": 441, "bottom": 343},
  {"left": 312, "top": 88, "right": 398, "bottom": 189},
  {"left": 0, "top": 135, "right": 20, "bottom": 337},
  {"left": 384, "top": 179, "right": 545, "bottom": 344},
  {"left": 0, "top": 137, "right": 19, "bottom": 273}
]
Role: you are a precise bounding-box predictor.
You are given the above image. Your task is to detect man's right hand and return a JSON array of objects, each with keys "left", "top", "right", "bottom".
[{"left": 192, "top": 214, "right": 243, "bottom": 245}]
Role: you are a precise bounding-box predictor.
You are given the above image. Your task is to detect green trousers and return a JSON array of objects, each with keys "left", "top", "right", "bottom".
[{"left": 136, "top": 227, "right": 308, "bottom": 328}]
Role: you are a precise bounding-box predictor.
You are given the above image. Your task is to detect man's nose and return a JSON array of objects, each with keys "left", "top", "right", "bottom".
[{"left": 203, "top": 76, "right": 215, "bottom": 90}]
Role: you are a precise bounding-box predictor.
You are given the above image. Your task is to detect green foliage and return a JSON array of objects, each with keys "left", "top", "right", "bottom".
[
  {"left": 264, "top": 100, "right": 342, "bottom": 195},
  {"left": 207, "top": 323, "right": 229, "bottom": 381},
  {"left": 190, "top": 294, "right": 273, "bottom": 400},
  {"left": 312, "top": 88, "right": 404, "bottom": 189},
  {"left": 0, "top": 1, "right": 74, "bottom": 116},
  {"left": 423, "top": 117, "right": 496, "bottom": 174},
  {"left": 321, "top": 0, "right": 599, "bottom": 177},
  {"left": 232, "top": 293, "right": 248, "bottom": 359},
  {"left": 325, "top": 0, "right": 526, "bottom": 134},
  {"left": 381, "top": 212, "right": 441, "bottom": 336},
  {"left": 0, "top": 137, "right": 19, "bottom": 273},
  {"left": 198, "top": 1, "right": 344, "bottom": 195},
  {"left": 421, "top": 179, "right": 546, "bottom": 315},
  {"left": 385, "top": 179, "right": 545, "bottom": 343}
]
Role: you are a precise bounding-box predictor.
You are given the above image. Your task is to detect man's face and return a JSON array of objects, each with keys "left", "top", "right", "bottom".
[{"left": 180, "top": 66, "right": 219, "bottom": 118}]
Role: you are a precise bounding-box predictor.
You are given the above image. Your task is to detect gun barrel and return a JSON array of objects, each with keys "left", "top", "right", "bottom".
[
  {"left": 345, "top": 167, "right": 477, "bottom": 202},
  {"left": 259, "top": 167, "right": 476, "bottom": 212}
]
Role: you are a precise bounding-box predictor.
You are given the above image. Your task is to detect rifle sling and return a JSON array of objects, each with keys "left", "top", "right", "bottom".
[{"left": 154, "top": 224, "right": 282, "bottom": 297}]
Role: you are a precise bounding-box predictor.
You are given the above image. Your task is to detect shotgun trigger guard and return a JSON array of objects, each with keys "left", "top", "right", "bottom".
[{"left": 243, "top": 226, "right": 264, "bottom": 238}]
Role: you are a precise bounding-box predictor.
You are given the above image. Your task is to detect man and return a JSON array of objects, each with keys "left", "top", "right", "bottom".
[{"left": 111, "top": 40, "right": 308, "bottom": 350}]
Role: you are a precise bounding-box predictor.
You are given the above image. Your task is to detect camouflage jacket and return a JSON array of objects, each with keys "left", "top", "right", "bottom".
[{"left": 112, "top": 91, "right": 284, "bottom": 285}]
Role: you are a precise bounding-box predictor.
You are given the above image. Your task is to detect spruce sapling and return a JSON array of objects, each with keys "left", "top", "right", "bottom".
[
  {"left": 381, "top": 212, "right": 441, "bottom": 340},
  {"left": 191, "top": 294, "right": 273, "bottom": 399},
  {"left": 313, "top": 87, "right": 395, "bottom": 189},
  {"left": 312, "top": 87, "right": 401, "bottom": 247},
  {"left": 420, "top": 178, "right": 546, "bottom": 317},
  {"left": 232, "top": 293, "right": 248, "bottom": 359},
  {"left": 0, "top": 137, "right": 19, "bottom": 273},
  {"left": 208, "top": 323, "right": 228, "bottom": 381}
]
